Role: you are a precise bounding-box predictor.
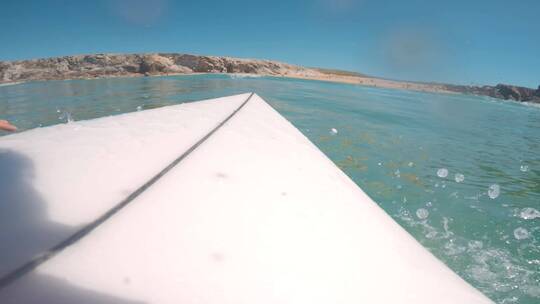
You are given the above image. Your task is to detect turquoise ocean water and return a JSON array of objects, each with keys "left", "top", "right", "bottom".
[{"left": 1, "top": 74, "right": 539, "bottom": 303}]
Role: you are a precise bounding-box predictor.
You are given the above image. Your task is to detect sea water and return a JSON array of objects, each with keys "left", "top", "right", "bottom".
[{"left": 1, "top": 74, "right": 539, "bottom": 303}]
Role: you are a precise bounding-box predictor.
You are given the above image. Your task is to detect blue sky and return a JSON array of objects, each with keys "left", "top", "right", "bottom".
[{"left": 1, "top": 0, "right": 538, "bottom": 87}]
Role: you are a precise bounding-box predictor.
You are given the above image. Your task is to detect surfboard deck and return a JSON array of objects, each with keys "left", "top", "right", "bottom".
[{"left": 0, "top": 93, "right": 492, "bottom": 303}]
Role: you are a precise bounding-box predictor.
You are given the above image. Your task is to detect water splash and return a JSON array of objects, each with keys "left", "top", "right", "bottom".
[
  {"left": 396, "top": 208, "right": 540, "bottom": 302},
  {"left": 58, "top": 111, "right": 74, "bottom": 123}
]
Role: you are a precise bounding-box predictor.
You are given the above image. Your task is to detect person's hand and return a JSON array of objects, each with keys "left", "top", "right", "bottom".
[{"left": 0, "top": 120, "right": 17, "bottom": 132}]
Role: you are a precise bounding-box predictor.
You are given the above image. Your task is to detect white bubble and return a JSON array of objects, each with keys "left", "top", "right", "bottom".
[
  {"left": 416, "top": 208, "right": 429, "bottom": 219},
  {"left": 136, "top": 105, "right": 143, "bottom": 111},
  {"left": 330, "top": 128, "right": 338, "bottom": 135},
  {"left": 394, "top": 169, "right": 400, "bottom": 178},
  {"left": 513, "top": 227, "right": 530, "bottom": 240},
  {"left": 520, "top": 207, "right": 540, "bottom": 220},
  {"left": 488, "top": 184, "right": 500, "bottom": 199},
  {"left": 425, "top": 201, "right": 433, "bottom": 207},
  {"left": 520, "top": 165, "right": 529, "bottom": 172},
  {"left": 377, "top": 162, "right": 382, "bottom": 166},
  {"left": 437, "top": 168, "right": 448, "bottom": 178},
  {"left": 408, "top": 162, "right": 414, "bottom": 167},
  {"left": 454, "top": 173, "right": 465, "bottom": 183}
]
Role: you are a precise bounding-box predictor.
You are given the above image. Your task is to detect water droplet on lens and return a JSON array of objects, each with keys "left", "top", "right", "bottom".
[
  {"left": 488, "top": 184, "right": 500, "bottom": 199},
  {"left": 416, "top": 208, "right": 429, "bottom": 219},
  {"left": 454, "top": 173, "right": 465, "bottom": 183},
  {"left": 513, "top": 227, "right": 530, "bottom": 240},
  {"left": 520, "top": 207, "right": 540, "bottom": 220},
  {"left": 437, "top": 168, "right": 448, "bottom": 178}
]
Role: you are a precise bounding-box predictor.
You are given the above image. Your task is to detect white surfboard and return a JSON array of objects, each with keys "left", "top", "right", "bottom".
[{"left": 0, "top": 93, "right": 492, "bottom": 303}]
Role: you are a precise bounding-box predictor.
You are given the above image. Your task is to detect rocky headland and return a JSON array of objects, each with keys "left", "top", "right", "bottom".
[
  {"left": 0, "top": 53, "right": 321, "bottom": 82},
  {"left": 442, "top": 83, "right": 540, "bottom": 103},
  {"left": 1, "top": 53, "right": 538, "bottom": 103}
]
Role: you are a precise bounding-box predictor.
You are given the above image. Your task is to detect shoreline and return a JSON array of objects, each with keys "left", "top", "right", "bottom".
[
  {"left": 282, "top": 74, "right": 457, "bottom": 94},
  {"left": 0, "top": 72, "right": 459, "bottom": 97},
  {"left": 1, "top": 53, "right": 538, "bottom": 103}
]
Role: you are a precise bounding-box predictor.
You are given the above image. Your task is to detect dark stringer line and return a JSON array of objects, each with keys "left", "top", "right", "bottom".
[{"left": 0, "top": 92, "right": 254, "bottom": 289}]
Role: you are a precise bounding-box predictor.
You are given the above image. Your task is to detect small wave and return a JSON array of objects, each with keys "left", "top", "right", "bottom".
[
  {"left": 227, "top": 73, "right": 263, "bottom": 79},
  {"left": 0, "top": 81, "right": 24, "bottom": 87},
  {"left": 521, "top": 101, "right": 540, "bottom": 109}
]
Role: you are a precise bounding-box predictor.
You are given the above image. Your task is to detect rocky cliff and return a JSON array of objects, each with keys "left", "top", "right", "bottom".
[{"left": 0, "top": 53, "right": 323, "bottom": 83}]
